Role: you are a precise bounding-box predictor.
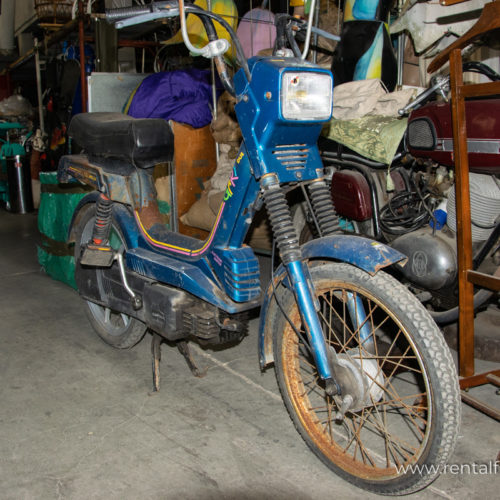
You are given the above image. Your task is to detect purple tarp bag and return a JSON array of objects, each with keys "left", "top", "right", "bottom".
[{"left": 128, "top": 68, "right": 215, "bottom": 128}]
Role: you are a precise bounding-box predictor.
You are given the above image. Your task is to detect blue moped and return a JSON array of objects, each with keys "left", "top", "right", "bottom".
[{"left": 58, "top": 1, "right": 460, "bottom": 494}]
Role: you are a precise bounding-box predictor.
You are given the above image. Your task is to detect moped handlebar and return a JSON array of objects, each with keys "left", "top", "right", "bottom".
[
  {"left": 398, "top": 60, "right": 500, "bottom": 116},
  {"left": 105, "top": 0, "right": 250, "bottom": 93},
  {"left": 105, "top": 1, "right": 177, "bottom": 21}
]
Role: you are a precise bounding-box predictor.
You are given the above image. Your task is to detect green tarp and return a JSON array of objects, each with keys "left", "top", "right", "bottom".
[{"left": 37, "top": 172, "right": 94, "bottom": 288}]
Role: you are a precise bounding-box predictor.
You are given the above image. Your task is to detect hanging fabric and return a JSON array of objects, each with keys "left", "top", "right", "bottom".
[
  {"left": 236, "top": 7, "right": 276, "bottom": 58},
  {"left": 331, "top": 0, "right": 397, "bottom": 91}
]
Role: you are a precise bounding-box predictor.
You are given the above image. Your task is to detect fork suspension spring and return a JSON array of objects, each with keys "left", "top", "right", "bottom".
[
  {"left": 261, "top": 178, "right": 301, "bottom": 265},
  {"left": 308, "top": 179, "right": 340, "bottom": 236}
]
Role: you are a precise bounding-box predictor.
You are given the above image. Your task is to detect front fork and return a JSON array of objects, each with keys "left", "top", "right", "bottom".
[
  {"left": 260, "top": 175, "right": 337, "bottom": 393},
  {"left": 261, "top": 175, "right": 371, "bottom": 395},
  {"left": 285, "top": 259, "right": 338, "bottom": 394}
]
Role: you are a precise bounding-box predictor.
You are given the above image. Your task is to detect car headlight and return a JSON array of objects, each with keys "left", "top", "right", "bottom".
[{"left": 281, "top": 71, "right": 332, "bottom": 121}]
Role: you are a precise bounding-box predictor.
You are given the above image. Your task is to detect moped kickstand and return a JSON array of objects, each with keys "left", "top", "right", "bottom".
[
  {"left": 150, "top": 334, "right": 206, "bottom": 394},
  {"left": 151, "top": 333, "right": 162, "bottom": 393},
  {"left": 177, "top": 341, "right": 207, "bottom": 378}
]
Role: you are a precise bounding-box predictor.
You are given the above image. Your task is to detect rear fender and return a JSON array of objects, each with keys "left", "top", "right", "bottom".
[{"left": 258, "top": 235, "right": 407, "bottom": 368}]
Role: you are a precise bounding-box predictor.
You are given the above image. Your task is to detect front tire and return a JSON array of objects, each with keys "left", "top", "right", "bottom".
[
  {"left": 273, "top": 262, "right": 460, "bottom": 495},
  {"left": 73, "top": 203, "right": 147, "bottom": 349}
]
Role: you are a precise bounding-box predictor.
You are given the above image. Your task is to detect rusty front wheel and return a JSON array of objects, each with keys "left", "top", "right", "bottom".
[{"left": 273, "top": 262, "right": 460, "bottom": 495}]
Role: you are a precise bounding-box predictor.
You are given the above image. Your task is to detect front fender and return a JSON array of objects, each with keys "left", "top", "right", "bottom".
[
  {"left": 258, "top": 235, "right": 407, "bottom": 369},
  {"left": 301, "top": 235, "right": 406, "bottom": 274}
]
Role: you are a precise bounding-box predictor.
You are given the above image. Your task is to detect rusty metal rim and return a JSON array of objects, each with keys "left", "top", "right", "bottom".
[{"left": 281, "top": 280, "right": 433, "bottom": 481}]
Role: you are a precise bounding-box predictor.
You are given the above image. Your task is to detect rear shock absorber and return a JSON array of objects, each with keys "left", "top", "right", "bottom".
[
  {"left": 260, "top": 174, "right": 301, "bottom": 265},
  {"left": 79, "top": 193, "right": 115, "bottom": 267},
  {"left": 308, "top": 178, "right": 340, "bottom": 236},
  {"left": 92, "top": 193, "right": 113, "bottom": 245}
]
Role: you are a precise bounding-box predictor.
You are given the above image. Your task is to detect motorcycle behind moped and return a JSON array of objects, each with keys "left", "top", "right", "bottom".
[{"left": 58, "top": 1, "right": 460, "bottom": 495}]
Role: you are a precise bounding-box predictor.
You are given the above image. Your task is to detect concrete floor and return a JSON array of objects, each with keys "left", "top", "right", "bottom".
[{"left": 1, "top": 210, "right": 499, "bottom": 500}]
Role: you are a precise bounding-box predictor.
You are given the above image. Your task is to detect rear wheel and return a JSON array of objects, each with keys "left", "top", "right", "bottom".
[
  {"left": 73, "top": 204, "right": 147, "bottom": 348},
  {"left": 273, "top": 262, "right": 460, "bottom": 495}
]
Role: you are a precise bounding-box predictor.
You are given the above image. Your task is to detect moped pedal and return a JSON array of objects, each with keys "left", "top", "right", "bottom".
[
  {"left": 177, "top": 340, "right": 206, "bottom": 378},
  {"left": 80, "top": 244, "right": 115, "bottom": 267}
]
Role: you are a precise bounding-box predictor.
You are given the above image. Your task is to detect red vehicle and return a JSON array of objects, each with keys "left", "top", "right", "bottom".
[{"left": 408, "top": 98, "right": 500, "bottom": 174}]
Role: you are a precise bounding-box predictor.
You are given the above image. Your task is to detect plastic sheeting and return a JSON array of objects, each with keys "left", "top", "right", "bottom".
[
  {"left": 391, "top": 0, "right": 488, "bottom": 54},
  {"left": 37, "top": 172, "right": 93, "bottom": 288}
]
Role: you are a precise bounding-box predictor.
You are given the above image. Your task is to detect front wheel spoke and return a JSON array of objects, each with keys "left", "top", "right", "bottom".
[
  {"left": 373, "top": 396, "right": 413, "bottom": 465},
  {"left": 320, "top": 294, "right": 355, "bottom": 351},
  {"left": 352, "top": 293, "right": 380, "bottom": 350},
  {"left": 363, "top": 300, "right": 379, "bottom": 349},
  {"left": 364, "top": 409, "right": 420, "bottom": 459},
  {"left": 380, "top": 402, "right": 408, "bottom": 469},
  {"left": 317, "top": 305, "right": 346, "bottom": 351},
  {"left": 342, "top": 406, "right": 375, "bottom": 459},
  {"left": 326, "top": 295, "right": 387, "bottom": 357},
  {"left": 382, "top": 376, "right": 428, "bottom": 431},
  {"left": 305, "top": 379, "right": 323, "bottom": 398},
  {"left": 378, "top": 328, "right": 404, "bottom": 375},
  {"left": 383, "top": 343, "right": 414, "bottom": 385},
  {"left": 364, "top": 357, "right": 422, "bottom": 375},
  {"left": 297, "top": 354, "right": 319, "bottom": 372},
  {"left": 357, "top": 310, "right": 393, "bottom": 358},
  {"left": 369, "top": 327, "right": 403, "bottom": 390},
  {"left": 356, "top": 392, "right": 425, "bottom": 451},
  {"left": 297, "top": 372, "right": 324, "bottom": 399},
  {"left": 370, "top": 392, "right": 428, "bottom": 410},
  {"left": 104, "top": 307, "right": 111, "bottom": 324},
  {"left": 344, "top": 414, "right": 376, "bottom": 466},
  {"left": 329, "top": 304, "right": 360, "bottom": 354},
  {"left": 308, "top": 404, "right": 331, "bottom": 412},
  {"left": 362, "top": 372, "right": 429, "bottom": 433},
  {"left": 326, "top": 395, "right": 334, "bottom": 442}
]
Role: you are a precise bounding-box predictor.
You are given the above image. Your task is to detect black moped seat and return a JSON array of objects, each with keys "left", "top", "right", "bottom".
[{"left": 68, "top": 112, "right": 174, "bottom": 168}]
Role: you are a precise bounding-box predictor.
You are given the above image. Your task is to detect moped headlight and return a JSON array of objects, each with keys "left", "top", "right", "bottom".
[{"left": 281, "top": 71, "right": 332, "bottom": 121}]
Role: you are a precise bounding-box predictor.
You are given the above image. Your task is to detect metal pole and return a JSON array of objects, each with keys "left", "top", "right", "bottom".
[
  {"left": 312, "top": 0, "right": 320, "bottom": 64},
  {"left": 79, "top": 1, "right": 88, "bottom": 112},
  {"left": 208, "top": 0, "right": 219, "bottom": 161},
  {"left": 34, "top": 38, "right": 45, "bottom": 135},
  {"left": 397, "top": 32, "right": 405, "bottom": 87}
]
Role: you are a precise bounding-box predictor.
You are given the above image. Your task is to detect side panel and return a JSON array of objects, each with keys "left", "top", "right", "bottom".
[{"left": 69, "top": 195, "right": 258, "bottom": 314}]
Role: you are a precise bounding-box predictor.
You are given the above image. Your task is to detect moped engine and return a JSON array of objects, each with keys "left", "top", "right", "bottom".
[
  {"left": 391, "top": 227, "right": 457, "bottom": 291},
  {"left": 182, "top": 303, "right": 248, "bottom": 346}
]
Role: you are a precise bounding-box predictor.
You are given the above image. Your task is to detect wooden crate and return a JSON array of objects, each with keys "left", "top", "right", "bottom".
[{"left": 172, "top": 122, "right": 217, "bottom": 240}]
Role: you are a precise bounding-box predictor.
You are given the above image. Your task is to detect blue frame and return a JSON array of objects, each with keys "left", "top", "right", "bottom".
[{"left": 64, "top": 56, "right": 404, "bottom": 383}]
